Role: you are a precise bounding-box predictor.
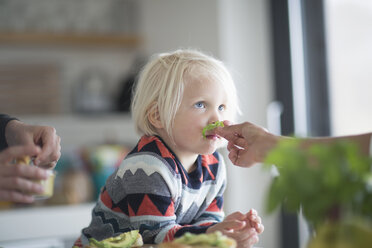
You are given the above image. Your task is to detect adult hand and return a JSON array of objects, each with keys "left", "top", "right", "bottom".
[
  {"left": 0, "top": 146, "right": 49, "bottom": 203},
  {"left": 5, "top": 120, "right": 61, "bottom": 169},
  {"left": 215, "top": 121, "right": 280, "bottom": 167}
]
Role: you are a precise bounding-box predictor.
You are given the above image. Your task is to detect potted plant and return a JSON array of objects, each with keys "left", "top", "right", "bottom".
[{"left": 263, "top": 139, "right": 372, "bottom": 247}]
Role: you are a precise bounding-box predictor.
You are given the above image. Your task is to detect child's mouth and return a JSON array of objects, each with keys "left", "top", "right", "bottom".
[
  {"left": 205, "top": 134, "right": 220, "bottom": 140},
  {"left": 202, "top": 121, "right": 224, "bottom": 138}
]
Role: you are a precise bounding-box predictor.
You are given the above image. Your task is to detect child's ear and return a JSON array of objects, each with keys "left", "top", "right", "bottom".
[{"left": 148, "top": 103, "right": 163, "bottom": 129}]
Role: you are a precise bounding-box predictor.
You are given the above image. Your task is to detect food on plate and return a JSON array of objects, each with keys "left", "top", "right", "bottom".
[
  {"left": 202, "top": 121, "right": 224, "bottom": 138},
  {"left": 159, "top": 231, "right": 236, "bottom": 248},
  {"left": 85, "top": 230, "right": 143, "bottom": 248}
]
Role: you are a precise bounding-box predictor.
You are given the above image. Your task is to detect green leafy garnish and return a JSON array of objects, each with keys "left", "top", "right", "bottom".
[
  {"left": 173, "top": 231, "right": 236, "bottom": 248},
  {"left": 87, "top": 230, "right": 142, "bottom": 248},
  {"left": 202, "top": 121, "right": 224, "bottom": 138}
]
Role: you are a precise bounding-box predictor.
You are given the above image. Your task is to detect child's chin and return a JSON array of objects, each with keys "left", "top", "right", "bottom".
[{"left": 201, "top": 145, "right": 219, "bottom": 155}]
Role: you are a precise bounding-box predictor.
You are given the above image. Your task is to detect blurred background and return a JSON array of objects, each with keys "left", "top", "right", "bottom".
[{"left": 0, "top": 0, "right": 371, "bottom": 247}]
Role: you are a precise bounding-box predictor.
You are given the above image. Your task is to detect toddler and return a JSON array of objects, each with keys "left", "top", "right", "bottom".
[{"left": 74, "top": 49, "right": 264, "bottom": 247}]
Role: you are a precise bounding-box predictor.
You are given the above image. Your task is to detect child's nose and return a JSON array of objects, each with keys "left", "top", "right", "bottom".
[{"left": 209, "top": 111, "right": 222, "bottom": 124}]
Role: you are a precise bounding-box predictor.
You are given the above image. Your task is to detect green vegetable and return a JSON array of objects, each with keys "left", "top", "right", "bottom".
[
  {"left": 88, "top": 230, "right": 142, "bottom": 248},
  {"left": 202, "top": 121, "right": 224, "bottom": 138},
  {"left": 263, "top": 139, "right": 372, "bottom": 228},
  {"left": 173, "top": 231, "right": 236, "bottom": 248}
]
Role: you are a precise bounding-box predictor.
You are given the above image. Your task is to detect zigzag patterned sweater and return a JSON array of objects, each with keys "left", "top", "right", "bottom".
[{"left": 75, "top": 135, "right": 226, "bottom": 246}]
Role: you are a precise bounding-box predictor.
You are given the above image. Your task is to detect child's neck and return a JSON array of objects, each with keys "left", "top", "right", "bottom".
[
  {"left": 156, "top": 133, "right": 198, "bottom": 173},
  {"left": 181, "top": 156, "right": 197, "bottom": 173},
  {"left": 169, "top": 145, "right": 198, "bottom": 173}
]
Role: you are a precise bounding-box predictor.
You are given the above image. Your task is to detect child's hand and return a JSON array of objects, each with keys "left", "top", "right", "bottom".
[
  {"left": 207, "top": 211, "right": 263, "bottom": 248},
  {"left": 247, "top": 209, "right": 264, "bottom": 234}
]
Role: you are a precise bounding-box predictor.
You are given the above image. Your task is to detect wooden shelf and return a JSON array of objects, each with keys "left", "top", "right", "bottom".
[{"left": 0, "top": 32, "right": 141, "bottom": 47}]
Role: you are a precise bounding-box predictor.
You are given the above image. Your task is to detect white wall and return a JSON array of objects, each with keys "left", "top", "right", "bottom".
[
  {"left": 139, "top": 0, "right": 220, "bottom": 56},
  {"left": 218, "top": 1, "right": 278, "bottom": 248}
]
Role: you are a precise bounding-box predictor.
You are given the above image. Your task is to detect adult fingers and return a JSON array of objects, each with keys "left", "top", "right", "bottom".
[
  {"left": 228, "top": 149, "right": 255, "bottom": 168},
  {"left": 0, "top": 146, "right": 41, "bottom": 165},
  {"left": 0, "top": 189, "right": 35, "bottom": 203},
  {"left": 226, "top": 139, "right": 248, "bottom": 151},
  {"left": 34, "top": 128, "right": 61, "bottom": 168},
  {"left": 228, "top": 149, "right": 239, "bottom": 165},
  {"left": 0, "top": 176, "right": 44, "bottom": 194},
  {"left": 0, "top": 163, "right": 48, "bottom": 180},
  {"left": 41, "top": 161, "right": 58, "bottom": 170},
  {"left": 220, "top": 133, "right": 248, "bottom": 150},
  {"left": 215, "top": 123, "right": 244, "bottom": 141}
]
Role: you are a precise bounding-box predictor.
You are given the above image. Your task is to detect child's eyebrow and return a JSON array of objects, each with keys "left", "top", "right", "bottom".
[{"left": 188, "top": 95, "right": 206, "bottom": 102}]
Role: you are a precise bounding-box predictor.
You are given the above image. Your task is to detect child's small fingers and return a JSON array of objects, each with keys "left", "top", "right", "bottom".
[
  {"left": 249, "top": 215, "right": 262, "bottom": 224},
  {"left": 230, "top": 229, "right": 259, "bottom": 248},
  {"left": 247, "top": 212, "right": 262, "bottom": 228},
  {"left": 226, "top": 211, "right": 246, "bottom": 221},
  {"left": 247, "top": 209, "right": 258, "bottom": 218},
  {"left": 246, "top": 233, "right": 259, "bottom": 247},
  {"left": 255, "top": 223, "right": 264, "bottom": 234},
  {"left": 251, "top": 208, "right": 258, "bottom": 215},
  {"left": 232, "top": 227, "right": 256, "bottom": 242},
  {"left": 238, "top": 230, "right": 259, "bottom": 247},
  {"left": 220, "top": 220, "right": 246, "bottom": 231}
]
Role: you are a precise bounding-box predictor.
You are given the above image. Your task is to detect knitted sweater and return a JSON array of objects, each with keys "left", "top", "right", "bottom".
[{"left": 76, "top": 135, "right": 226, "bottom": 246}]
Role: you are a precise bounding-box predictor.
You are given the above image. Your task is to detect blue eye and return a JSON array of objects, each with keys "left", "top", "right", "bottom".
[
  {"left": 194, "top": 102, "right": 205, "bottom": 109},
  {"left": 218, "top": 105, "right": 225, "bottom": 111}
]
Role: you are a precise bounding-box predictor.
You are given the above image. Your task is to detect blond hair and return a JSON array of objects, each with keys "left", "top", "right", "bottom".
[{"left": 131, "top": 49, "right": 239, "bottom": 140}]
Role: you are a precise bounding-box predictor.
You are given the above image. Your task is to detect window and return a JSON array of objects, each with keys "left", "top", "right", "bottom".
[{"left": 325, "top": 0, "right": 372, "bottom": 135}]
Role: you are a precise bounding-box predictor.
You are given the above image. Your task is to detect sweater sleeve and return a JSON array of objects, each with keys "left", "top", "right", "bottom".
[{"left": 0, "top": 114, "right": 18, "bottom": 151}]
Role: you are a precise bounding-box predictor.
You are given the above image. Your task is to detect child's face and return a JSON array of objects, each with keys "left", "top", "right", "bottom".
[{"left": 170, "top": 74, "right": 232, "bottom": 159}]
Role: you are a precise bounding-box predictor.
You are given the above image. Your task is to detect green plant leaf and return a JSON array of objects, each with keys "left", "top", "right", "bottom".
[{"left": 263, "top": 138, "right": 372, "bottom": 227}]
